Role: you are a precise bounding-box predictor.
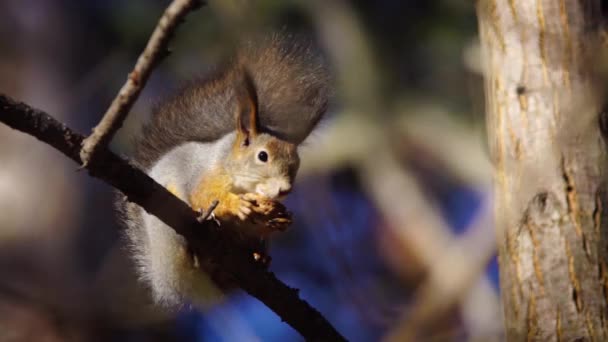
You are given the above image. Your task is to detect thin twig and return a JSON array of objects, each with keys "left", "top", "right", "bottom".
[
  {"left": 79, "top": 0, "right": 203, "bottom": 166},
  {"left": 0, "top": 94, "right": 347, "bottom": 342}
]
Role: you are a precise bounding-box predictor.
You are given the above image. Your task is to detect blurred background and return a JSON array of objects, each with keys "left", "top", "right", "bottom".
[{"left": 0, "top": 0, "right": 497, "bottom": 341}]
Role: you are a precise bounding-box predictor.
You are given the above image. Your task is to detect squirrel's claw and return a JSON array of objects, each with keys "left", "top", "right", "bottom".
[
  {"left": 267, "top": 216, "right": 292, "bottom": 231},
  {"left": 235, "top": 197, "right": 253, "bottom": 221},
  {"left": 210, "top": 212, "right": 220, "bottom": 226},
  {"left": 241, "top": 193, "right": 261, "bottom": 202}
]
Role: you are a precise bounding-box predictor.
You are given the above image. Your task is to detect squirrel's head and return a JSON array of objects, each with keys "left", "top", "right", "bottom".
[{"left": 225, "top": 70, "right": 299, "bottom": 199}]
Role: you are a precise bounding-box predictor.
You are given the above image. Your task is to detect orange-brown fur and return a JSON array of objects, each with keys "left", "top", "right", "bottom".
[{"left": 189, "top": 166, "right": 240, "bottom": 220}]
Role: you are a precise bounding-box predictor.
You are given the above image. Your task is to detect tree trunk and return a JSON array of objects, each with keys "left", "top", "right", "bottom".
[{"left": 476, "top": 0, "right": 608, "bottom": 340}]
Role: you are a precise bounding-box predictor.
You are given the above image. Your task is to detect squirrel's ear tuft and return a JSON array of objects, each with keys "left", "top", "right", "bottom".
[
  {"left": 234, "top": 68, "right": 259, "bottom": 145},
  {"left": 235, "top": 115, "right": 249, "bottom": 146},
  {"left": 235, "top": 102, "right": 249, "bottom": 146}
]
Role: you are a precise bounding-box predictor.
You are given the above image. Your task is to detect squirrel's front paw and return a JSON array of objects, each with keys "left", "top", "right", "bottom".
[
  {"left": 233, "top": 197, "right": 254, "bottom": 221},
  {"left": 241, "top": 193, "right": 292, "bottom": 231},
  {"left": 207, "top": 193, "right": 254, "bottom": 222}
]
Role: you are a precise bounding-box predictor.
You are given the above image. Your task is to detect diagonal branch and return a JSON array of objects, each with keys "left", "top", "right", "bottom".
[
  {"left": 0, "top": 94, "right": 347, "bottom": 342},
  {"left": 79, "top": 0, "right": 203, "bottom": 166}
]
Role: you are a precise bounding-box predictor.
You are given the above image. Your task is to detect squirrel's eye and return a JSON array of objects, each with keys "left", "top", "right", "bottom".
[{"left": 257, "top": 151, "right": 268, "bottom": 162}]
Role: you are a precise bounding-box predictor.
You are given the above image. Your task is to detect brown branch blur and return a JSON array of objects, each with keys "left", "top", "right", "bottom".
[{"left": 300, "top": 0, "right": 499, "bottom": 339}]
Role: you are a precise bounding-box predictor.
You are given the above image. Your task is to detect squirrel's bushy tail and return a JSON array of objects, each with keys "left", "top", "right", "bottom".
[
  {"left": 237, "top": 32, "right": 331, "bottom": 143},
  {"left": 134, "top": 32, "right": 332, "bottom": 169}
]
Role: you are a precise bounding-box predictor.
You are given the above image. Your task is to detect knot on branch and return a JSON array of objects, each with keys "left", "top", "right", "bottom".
[{"left": 521, "top": 191, "right": 563, "bottom": 228}]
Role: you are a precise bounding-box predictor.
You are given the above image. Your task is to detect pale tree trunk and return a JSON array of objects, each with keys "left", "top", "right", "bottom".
[{"left": 476, "top": 0, "right": 608, "bottom": 340}]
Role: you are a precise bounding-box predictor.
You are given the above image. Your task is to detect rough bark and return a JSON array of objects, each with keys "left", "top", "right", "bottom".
[{"left": 477, "top": 0, "right": 608, "bottom": 340}]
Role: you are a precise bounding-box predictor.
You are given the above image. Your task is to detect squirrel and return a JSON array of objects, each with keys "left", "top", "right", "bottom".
[{"left": 118, "top": 33, "right": 331, "bottom": 309}]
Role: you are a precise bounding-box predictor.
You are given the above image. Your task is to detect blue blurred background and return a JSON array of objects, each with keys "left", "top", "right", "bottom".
[{"left": 0, "top": 1, "right": 498, "bottom": 341}]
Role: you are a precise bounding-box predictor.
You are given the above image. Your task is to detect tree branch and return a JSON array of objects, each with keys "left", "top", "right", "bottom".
[
  {"left": 79, "top": 0, "right": 203, "bottom": 166},
  {"left": 0, "top": 94, "right": 347, "bottom": 341}
]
